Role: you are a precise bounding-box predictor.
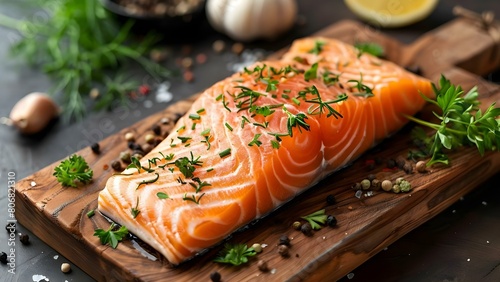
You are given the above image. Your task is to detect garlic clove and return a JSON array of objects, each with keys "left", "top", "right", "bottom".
[{"left": 9, "top": 92, "right": 59, "bottom": 134}]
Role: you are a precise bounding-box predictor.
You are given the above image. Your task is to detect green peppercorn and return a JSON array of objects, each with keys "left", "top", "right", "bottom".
[
  {"left": 252, "top": 243, "right": 262, "bottom": 253},
  {"left": 292, "top": 221, "right": 301, "bottom": 230},
  {"left": 381, "top": 180, "right": 392, "bottom": 191},
  {"left": 395, "top": 177, "right": 404, "bottom": 185},
  {"left": 392, "top": 184, "right": 401, "bottom": 193},
  {"left": 399, "top": 179, "right": 412, "bottom": 192},
  {"left": 361, "top": 179, "right": 371, "bottom": 190}
]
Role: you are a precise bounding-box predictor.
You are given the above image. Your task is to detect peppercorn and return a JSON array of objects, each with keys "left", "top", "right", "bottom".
[
  {"left": 257, "top": 259, "right": 268, "bottom": 272},
  {"left": 352, "top": 182, "right": 362, "bottom": 190},
  {"left": 90, "top": 143, "right": 100, "bottom": 154},
  {"left": 212, "top": 40, "right": 225, "bottom": 53},
  {"left": 367, "top": 174, "right": 376, "bottom": 181},
  {"left": 371, "top": 179, "right": 381, "bottom": 190},
  {"left": 19, "top": 233, "right": 30, "bottom": 245},
  {"left": 111, "top": 160, "right": 122, "bottom": 171},
  {"left": 210, "top": 271, "right": 221, "bottom": 282},
  {"left": 128, "top": 142, "right": 142, "bottom": 152},
  {"left": 196, "top": 53, "right": 207, "bottom": 64},
  {"left": 326, "top": 215, "right": 337, "bottom": 227},
  {"left": 132, "top": 153, "right": 144, "bottom": 160},
  {"left": 145, "top": 134, "right": 156, "bottom": 144},
  {"left": 0, "top": 252, "right": 7, "bottom": 264},
  {"left": 160, "top": 117, "right": 170, "bottom": 124},
  {"left": 181, "top": 57, "right": 193, "bottom": 69},
  {"left": 183, "top": 70, "right": 194, "bottom": 82},
  {"left": 386, "top": 158, "right": 396, "bottom": 169},
  {"left": 392, "top": 184, "right": 401, "bottom": 193},
  {"left": 292, "top": 221, "right": 301, "bottom": 230},
  {"left": 395, "top": 177, "right": 404, "bottom": 185},
  {"left": 120, "top": 151, "right": 131, "bottom": 163},
  {"left": 124, "top": 132, "right": 135, "bottom": 142},
  {"left": 61, "top": 262, "right": 71, "bottom": 273},
  {"left": 277, "top": 244, "right": 289, "bottom": 257},
  {"left": 381, "top": 180, "right": 392, "bottom": 192},
  {"left": 152, "top": 124, "right": 162, "bottom": 136},
  {"left": 279, "top": 235, "right": 290, "bottom": 246},
  {"left": 301, "top": 223, "right": 313, "bottom": 236},
  {"left": 416, "top": 161, "right": 427, "bottom": 173},
  {"left": 326, "top": 194, "right": 336, "bottom": 205},
  {"left": 396, "top": 156, "right": 406, "bottom": 169},
  {"left": 252, "top": 243, "right": 262, "bottom": 253},
  {"left": 142, "top": 144, "right": 153, "bottom": 154},
  {"left": 360, "top": 179, "right": 371, "bottom": 190},
  {"left": 403, "top": 163, "right": 413, "bottom": 174},
  {"left": 232, "top": 42, "right": 244, "bottom": 55}
]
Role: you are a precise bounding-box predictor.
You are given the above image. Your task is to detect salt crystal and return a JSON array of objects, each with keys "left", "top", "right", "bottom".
[
  {"left": 261, "top": 244, "right": 268, "bottom": 248},
  {"left": 270, "top": 268, "right": 276, "bottom": 274},
  {"left": 322, "top": 236, "right": 326, "bottom": 240},
  {"left": 143, "top": 100, "right": 153, "bottom": 108},
  {"left": 467, "top": 258, "right": 470, "bottom": 262},
  {"left": 482, "top": 201, "right": 487, "bottom": 206},
  {"left": 31, "top": 181, "right": 36, "bottom": 187},
  {"left": 452, "top": 210, "right": 456, "bottom": 214},
  {"left": 487, "top": 241, "right": 490, "bottom": 244},
  {"left": 53, "top": 255, "right": 59, "bottom": 260},
  {"left": 32, "top": 274, "right": 49, "bottom": 282},
  {"left": 347, "top": 273, "right": 354, "bottom": 279},
  {"left": 155, "top": 82, "right": 173, "bottom": 103},
  {"left": 355, "top": 190, "right": 362, "bottom": 199}
]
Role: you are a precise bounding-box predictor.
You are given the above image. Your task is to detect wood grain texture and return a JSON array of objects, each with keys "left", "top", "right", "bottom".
[{"left": 15, "top": 19, "right": 500, "bottom": 281}]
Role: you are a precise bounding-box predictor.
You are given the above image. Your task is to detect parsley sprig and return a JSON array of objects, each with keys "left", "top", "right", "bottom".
[
  {"left": 214, "top": 243, "right": 257, "bottom": 266},
  {"left": 53, "top": 154, "right": 93, "bottom": 187},
  {"left": 301, "top": 209, "right": 327, "bottom": 230},
  {"left": 405, "top": 75, "right": 500, "bottom": 166},
  {"left": 93, "top": 223, "right": 129, "bottom": 249}
]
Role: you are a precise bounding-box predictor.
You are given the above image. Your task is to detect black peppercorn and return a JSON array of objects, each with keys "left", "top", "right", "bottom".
[
  {"left": 152, "top": 124, "right": 162, "bottom": 136},
  {"left": 90, "top": 143, "right": 100, "bottom": 154},
  {"left": 300, "top": 222, "right": 313, "bottom": 236},
  {"left": 396, "top": 156, "right": 406, "bottom": 169},
  {"left": 0, "top": 252, "right": 7, "bottom": 264},
  {"left": 386, "top": 158, "right": 396, "bottom": 169},
  {"left": 111, "top": 160, "right": 122, "bottom": 171},
  {"left": 326, "top": 194, "right": 336, "bottom": 205},
  {"left": 210, "top": 271, "right": 221, "bottom": 282},
  {"left": 279, "top": 235, "right": 290, "bottom": 246},
  {"left": 20, "top": 233, "right": 30, "bottom": 245},
  {"left": 326, "top": 215, "right": 337, "bottom": 227},
  {"left": 403, "top": 163, "right": 413, "bottom": 174}
]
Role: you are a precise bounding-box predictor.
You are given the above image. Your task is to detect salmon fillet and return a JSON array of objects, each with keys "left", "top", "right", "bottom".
[{"left": 98, "top": 37, "right": 433, "bottom": 265}]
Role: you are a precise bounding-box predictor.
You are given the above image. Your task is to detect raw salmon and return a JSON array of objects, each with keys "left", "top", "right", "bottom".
[{"left": 98, "top": 37, "right": 433, "bottom": 265}]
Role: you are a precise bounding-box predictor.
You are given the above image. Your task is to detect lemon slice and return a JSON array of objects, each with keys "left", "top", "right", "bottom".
[{"left": 344, "top": 0, "right": 438, "bottom": 28}]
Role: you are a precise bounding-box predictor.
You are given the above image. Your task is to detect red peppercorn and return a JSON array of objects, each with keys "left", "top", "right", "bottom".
[{"left": 139, "top": 85, "right": 150, "bottom": 96}]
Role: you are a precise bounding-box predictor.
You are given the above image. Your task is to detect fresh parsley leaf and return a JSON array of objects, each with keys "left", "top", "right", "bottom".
[
  {"left": 308, "top": 40, "right": 325, "bottom": 55},
  {"left": 406, "top": 75, "right": 500, "bottom": 166},
  {"left": 354, "top": 42, "right": 384, "bottom": 58},
  {"left": 301, "top": 209, "right": 327, "bottom": 230},
  {"left": 93, "top": 223, "right": 129, "bottom": 249},
  {"left": 304, "top": 62, "right": 318, "bottom": 81},
  {"left": 53, "top": 154, "right": 93, "bottom": 187},
  {"left": 213, "top": 243, "right": 256, "bottom": 266}
]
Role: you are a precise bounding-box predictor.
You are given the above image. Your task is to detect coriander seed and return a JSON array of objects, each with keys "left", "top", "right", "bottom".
[
  {"left": 381, "top": 180, "right": 392, "bottom": 191},
  {"left": 61, "top": 262, "right": 71, "bottom": 273},
  {"left": 257, "top": 259, "right": 269, "bottom": 272},
  {"left": 278, "top": 244, "right": 289, "bottom": 257},
  {"left": 252, "top": 243, "right": 262, "bottom": 253},
  {"left": 416, "top": 161, "right": 427, "bottom": 173}
]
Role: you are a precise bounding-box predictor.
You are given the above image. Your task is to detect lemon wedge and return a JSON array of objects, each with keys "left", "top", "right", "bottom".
[{"left": 344, "top": 0, "right": 438, "bottom": 28}]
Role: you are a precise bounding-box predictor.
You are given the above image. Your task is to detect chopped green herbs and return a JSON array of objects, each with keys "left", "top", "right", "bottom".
[
  {"left": 131, "top": 197, "right": 140, "bottom": 218},
  {"left": 136, "top": 173, "right": 159, "bottom": 190},
  {"left": 309, "top": 40, "right": 325, "bottom": 55},
  {"left": 354, "top": 42, "right": 384, "bottom": 58},
  {"left": 94, "top": 223, "right": 129, "bottom": 249},
  {"left": 283, "top": 107, "right": 310, "bottom": 137},
  {"left": 301, "top": 209, "right": 327, "bottom": 230},
  {"left": 156, "top": 192, "right": 169, "bottom": 199},
  {"left": 304, "top": 62, "right": 318, "bottom": 81},
  {"left": 219, "top": 148, "right": 231, "bottom": 158},
  {"left": 214, "top": 243, "right": 257, "bottom": 266},
  {"left": 53, "top": 154, "right": 93, "bottom": 187},
  {"left": 248, "top": 134, "right": 263, "bottom": 147}
]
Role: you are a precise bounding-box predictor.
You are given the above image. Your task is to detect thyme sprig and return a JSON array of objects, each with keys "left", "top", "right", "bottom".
[
  {"left": 405, "top": 75, "right": 500, "bottom": 166},
  {"left": 283, "top": 107, "right": 310, "bottom": 137},
  {"left": 304, "top": 86, "right": 347, "bottom": 118}
]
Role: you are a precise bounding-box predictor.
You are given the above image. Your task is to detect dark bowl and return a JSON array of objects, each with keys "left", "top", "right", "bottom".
[{"left": 100, "top": 0, "right": 208, "bottom": 40}]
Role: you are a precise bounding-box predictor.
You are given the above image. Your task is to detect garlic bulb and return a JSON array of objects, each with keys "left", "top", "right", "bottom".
[
  {"left": 9, "top": 92, "right": 59, "bottom": 134},
  {"left": 206, "top": 0, "right": 298, "bottom": 42}
]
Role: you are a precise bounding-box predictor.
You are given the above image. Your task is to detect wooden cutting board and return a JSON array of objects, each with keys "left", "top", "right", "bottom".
[{"left": 15, "top": 18, "right": 500, "bottom": 281}]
